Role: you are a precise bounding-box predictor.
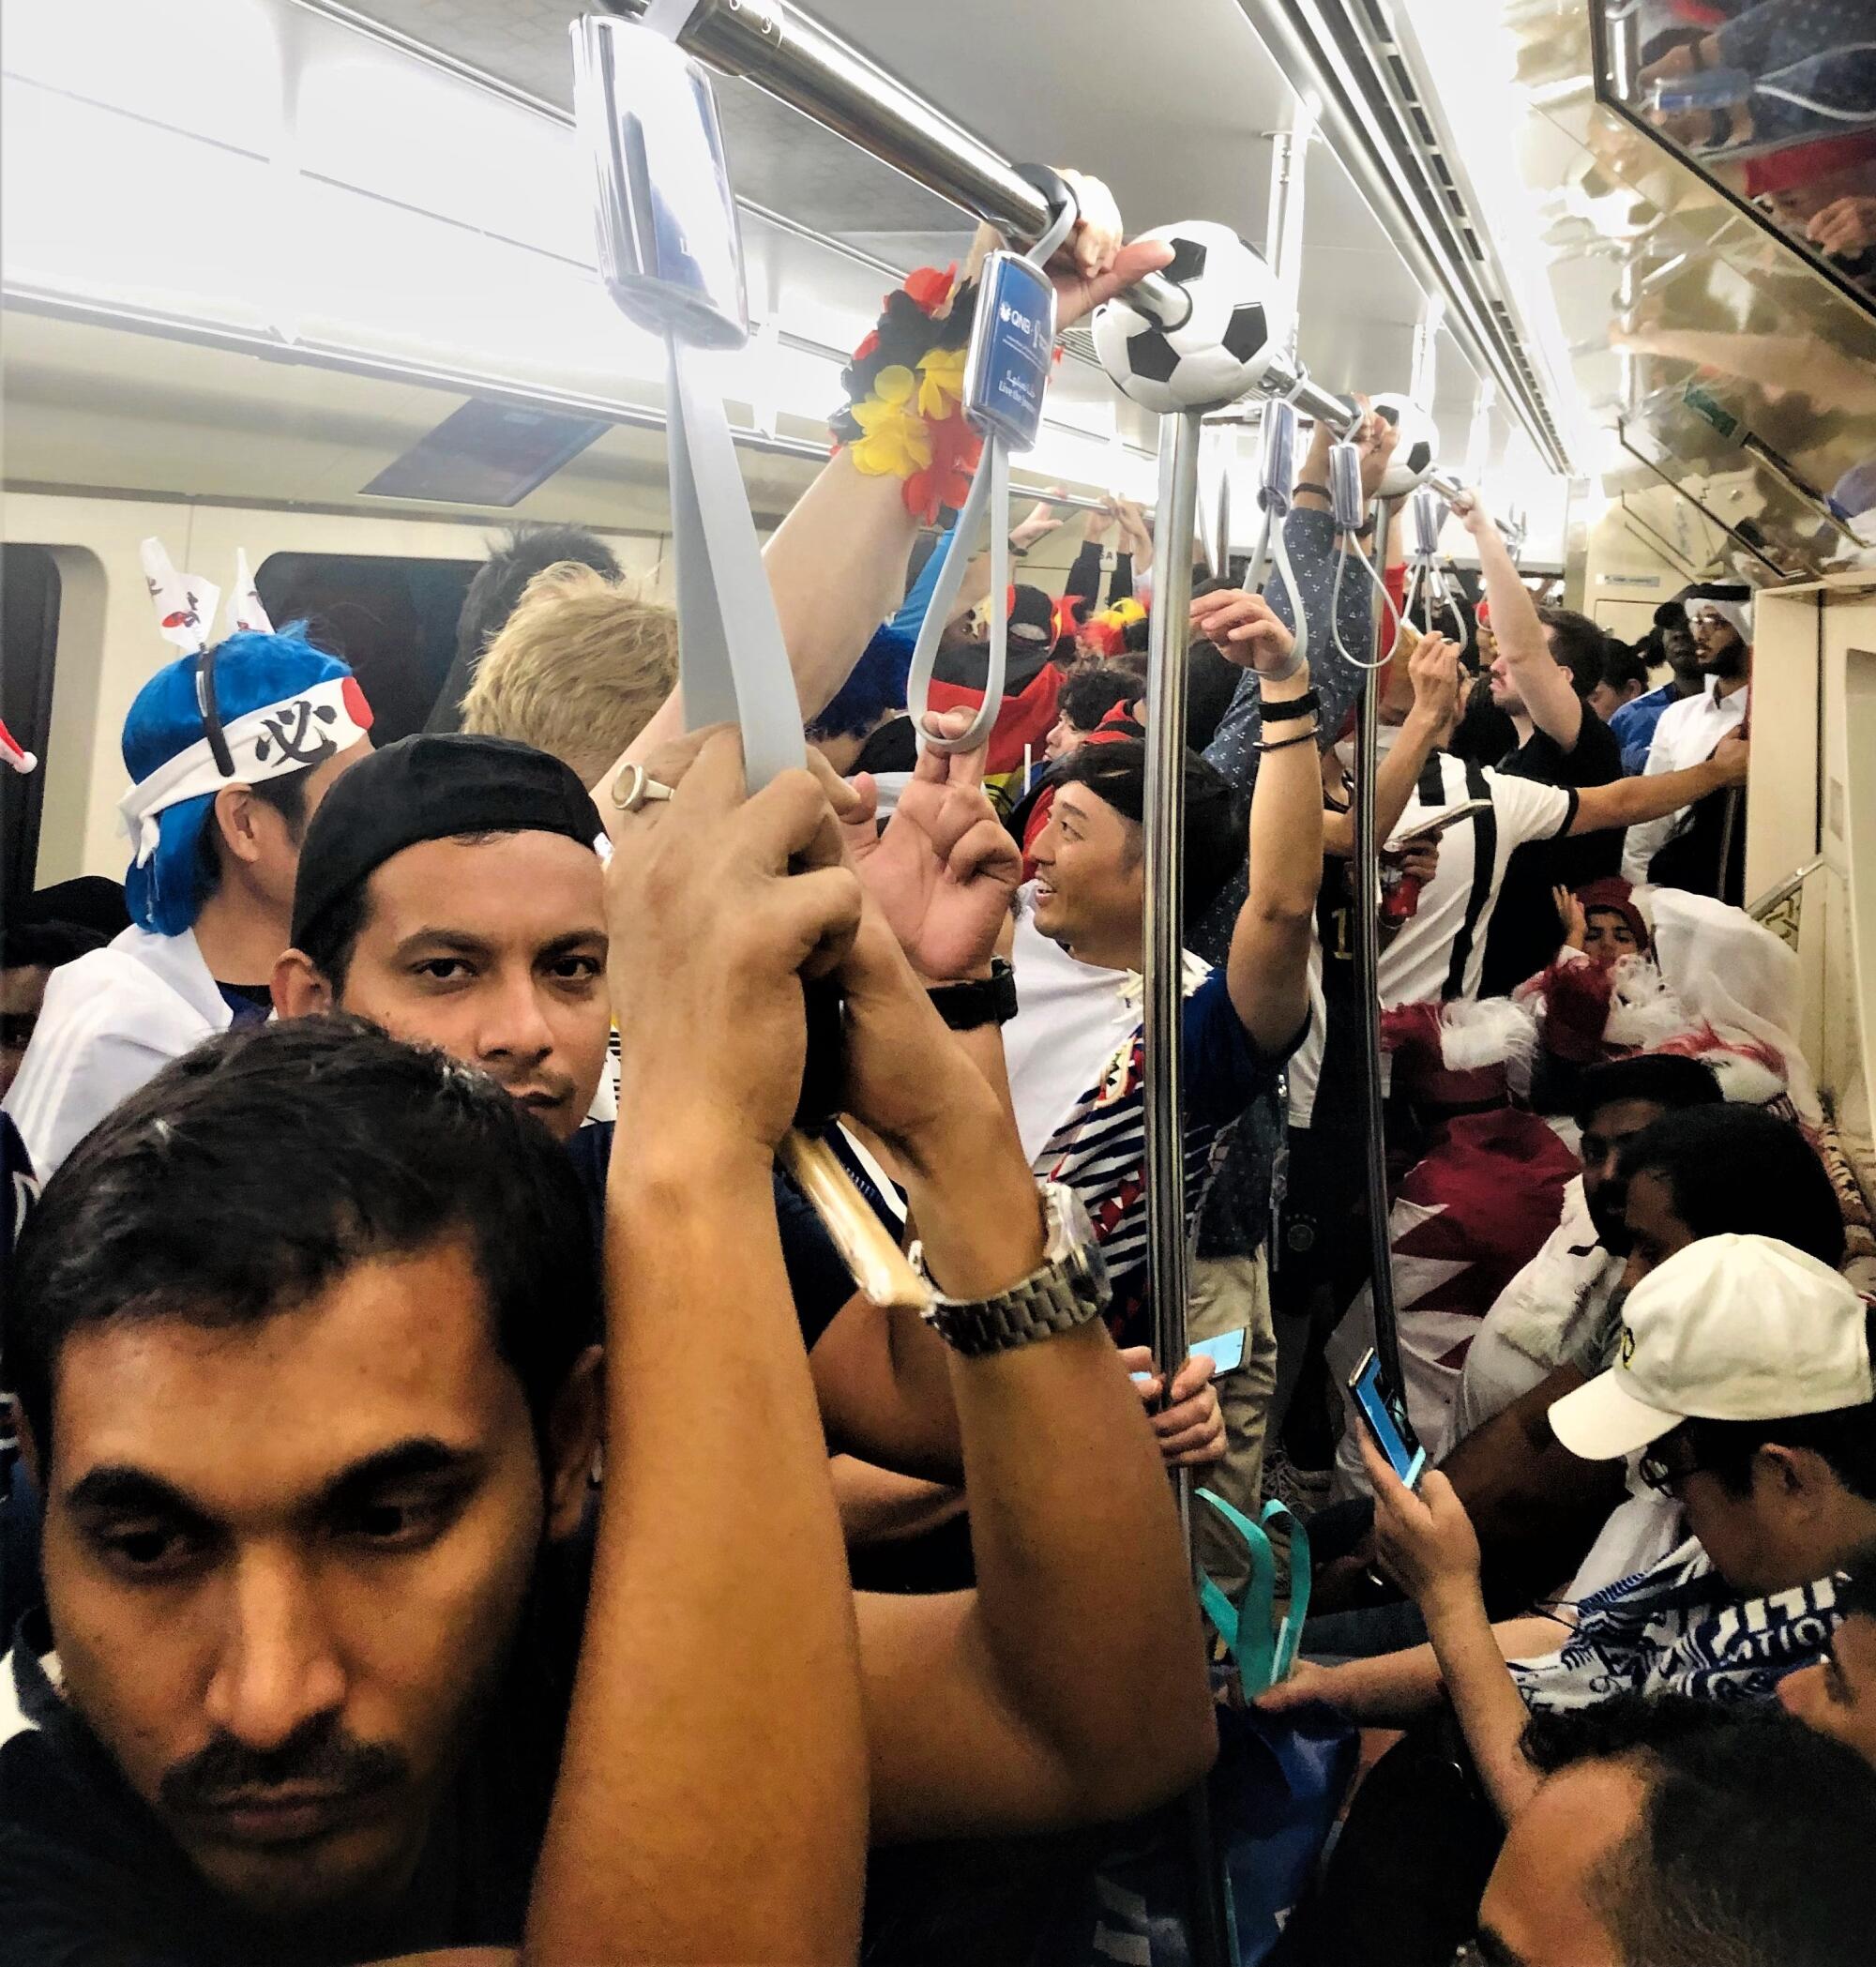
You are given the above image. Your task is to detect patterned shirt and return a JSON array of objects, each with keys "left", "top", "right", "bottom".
[
  {"left": 1510, "top": 1536, "right": 1840, "bottom": 1713},
  {"left": 1036, "top": 966, "right": 1298, "bottom": 1344}
]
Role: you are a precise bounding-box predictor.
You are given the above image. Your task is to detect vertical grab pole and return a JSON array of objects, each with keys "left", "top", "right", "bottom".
[
  {"left": 1143, "top": 406, "right": 1204, "bottom": 1521},
  {"left": 1352, "top": 495, "right": 1404, "bottom": 1397},
  {"left": 1142, "top": 406, "right": 1231, "bottom": 1967}
]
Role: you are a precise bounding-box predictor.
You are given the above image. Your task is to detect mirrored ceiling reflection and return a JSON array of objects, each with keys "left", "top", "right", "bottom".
[{"left": 1596, "top": 1, "right": 1876, "bottom": 308}]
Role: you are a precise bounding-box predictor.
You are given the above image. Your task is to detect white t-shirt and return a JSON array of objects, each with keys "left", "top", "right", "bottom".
[
  {"left": 1622, "top": 677, "right": 1748, "bottom": 883},
  {"left": 1002, "top": 887, "right": 1139, "bottom": 1166},
  {"left": 1283, "top": 756, "right": 1574, "bottom": 1124},
  {"left": 1380, "top": 755, "right": 1577, "bottom": 1006}
]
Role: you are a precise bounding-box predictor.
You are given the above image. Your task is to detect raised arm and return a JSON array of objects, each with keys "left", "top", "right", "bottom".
[
  {"left": 1215, "top": 595, "right": 1324, "bottom": 1049},
  {"left": 1321, "top": 631, "right": 1459, "bottom": 858},
  {"left": 831, "top": 882, "right": 1216, "bottom": 1839},
  {"left": 1459, "top": 498, "right": 1581, "bottom": 751},
  {"left": 525, "top": 730, "right": 869, "bottom": 1964},
  {"left": 594, "top": 178, "right": 1173, "bottom": 801},
  {"left": 1568, "top": 737, "right": 1745, "bottom": 836}
]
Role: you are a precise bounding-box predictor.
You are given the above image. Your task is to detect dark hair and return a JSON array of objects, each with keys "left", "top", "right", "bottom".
[
  {"left": 1058, "top": 661, "right": 1139, "bottom": 734},
  {"left": 1123, "top": 614, "right": 1152, "bottom": 656},
  {"left": 1053, "top": 737, "right": 1245, "bottom": 919},
  {"left": 1673, "top": 1309, "right": 1876, "bottom": 1501},
  {"left": 1538, "top": 607, "right": 1611, "bottom": 700},
  {"left": 1520, "top": 1694, "right": 1876, "bottom": 1967},
  {"left": 0, "top": 921, "right": 105, "bottom": 973},
  {"left": 459, "top": 523, "right": 622, "bottom": 669},
  {"left": 1185, "top": 639, "right": 1244, "bottom": 754},
  {"left": 7, "top": 1017, "right": 598, "bottom": 1461},
  {"left": 190, "top": 767, "right": 316, "bottom": 908},
  {"left": 1617, "top": 1105, "right": 1846, "bottom": 1271},
  {"left": 1599, "top": 642, "right": 1651, "bottom": 697},
  {"left": 1571, "top": 1053, "right": 1723, "bottom": 1131},
  {"left": 296, "top": 874, "right": 371, "bottom": 991},
  {"left": 1653, "top": 600, "right": 1689, "bottom": 632}
]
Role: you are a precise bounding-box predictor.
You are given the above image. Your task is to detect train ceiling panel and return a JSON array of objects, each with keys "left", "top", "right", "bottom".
[{"left": 315, "top": 0, "right": 1510, "bottom": 477}]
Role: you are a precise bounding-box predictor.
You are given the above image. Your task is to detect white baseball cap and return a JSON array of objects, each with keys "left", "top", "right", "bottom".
[{"left": 1549, "top": 1234, "right": 1873, "bottom": 1462}]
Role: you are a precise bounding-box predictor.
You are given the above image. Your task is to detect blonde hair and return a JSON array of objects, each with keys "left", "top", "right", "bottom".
[{"left": 460, "top": 560, "right": 678, "bottom": 786}]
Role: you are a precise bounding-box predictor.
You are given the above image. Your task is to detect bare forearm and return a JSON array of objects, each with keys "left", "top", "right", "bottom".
[
  {"left": 1307, "top": 1612, "right": 1559, "bottom": 1727},
  {"left": 766, "top": 452, "right": 923, "bottom": 724},
  {"left": 1575, "top": 756, "right": 1729, "bottom": 832},
  {"left": 1228, "top": 666, "right": 1324, "bottom": 1038},
  {"left": 1370, "top": 706, "right": 1443, "bottom": 848},
  {"left": 905, "top": 1100, "right": 1215, "bottom": 1815},
  {"left": 1423, "top": 1584, "right": 1544, "bottom": 1822},
  {"left": 527, "top": 1140, "right": 867, "bottom": 1964}
]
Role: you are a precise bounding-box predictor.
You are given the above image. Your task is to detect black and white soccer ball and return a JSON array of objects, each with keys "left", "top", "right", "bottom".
[
  {"left": 1369, "top": 391, "right": 1443, "bottom": 497},
  {"left": 1091, "top": 220, "right": 1291, "bottom": 416}
]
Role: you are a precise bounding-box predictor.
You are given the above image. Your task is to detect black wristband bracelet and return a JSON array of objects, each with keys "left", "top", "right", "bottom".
[
  {"left": 928, "top": 958, "right": 1019, "bottom": 1031},
  {"left": 1258, "top": 688, "right": 1320, "bottom": 725},
  {"left": 1255, "top": 727, "right": 1321, "bottom": 754}
]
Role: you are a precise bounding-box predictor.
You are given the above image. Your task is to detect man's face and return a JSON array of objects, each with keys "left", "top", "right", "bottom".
[
  {"left": 1028, "top": 784, "right": 1142, "bottom": 957},
  {"left": 1779, "top": 1612, "right": 1876, "bottom": 1770},
  {"left": 1581, "top": 908, "right": 1642, "bottom": 965},
  {"left": 248, "top": 741, "right": 371, "bottom": 917},
  {"left": 1614, "top": 1166, "right": 1695, "bottom": 1289},
  {"left": 1044, "top": 716, "right": 1087, "bottom": 764},
  {"left": 39, "top": 1241, "right": 554, "bottom": 1924},
  {"left": 1692, "top": 609, "right": 1747, "bottom": 679},
  {"left": 1580, "top": 1097, "right": 1672, "bottom": 1246},
  {"left": 1664, "top": 626, "right": 1700, "bottom": 680},
  {"left": 322, "top": 833, "right": 610, "bottom": 1142},
  {"left": 1472, "top": 1756, "right": 1643, "bottom": 1967},
  {"left": 0, "top": 961, "right": 52, "bottom": 1099}
]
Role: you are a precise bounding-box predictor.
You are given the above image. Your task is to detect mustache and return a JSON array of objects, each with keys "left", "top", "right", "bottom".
[{"left": 159, "top": 1716, "right": 407, "bottom": 1817}]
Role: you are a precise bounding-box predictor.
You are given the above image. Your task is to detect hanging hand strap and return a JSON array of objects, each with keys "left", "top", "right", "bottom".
[
  {"left": 903, "top": 195, "right": 1077, "bottom": 757},
  {"left": 1239, "top": 401, "right": 1309, "bottom": 680}
]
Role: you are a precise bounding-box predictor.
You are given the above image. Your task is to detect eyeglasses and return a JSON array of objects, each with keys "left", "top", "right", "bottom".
[{"left": 1638, "top": 1439, "right": 1703, "bottom": 1493}]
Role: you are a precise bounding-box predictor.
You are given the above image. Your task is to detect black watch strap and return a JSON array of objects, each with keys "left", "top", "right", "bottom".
[{"left": 929, "top": 958, "right": 1018, "bottom": 1031}]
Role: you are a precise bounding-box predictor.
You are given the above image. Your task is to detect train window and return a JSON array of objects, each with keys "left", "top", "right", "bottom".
[
  {"left": 254, "top": 552, "right": 478, "bottom": 744},
  {"left": 2, "top": 544, "right": 62, "bottom": 915}
]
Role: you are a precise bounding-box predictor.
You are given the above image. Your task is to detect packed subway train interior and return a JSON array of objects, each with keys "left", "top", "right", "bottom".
[{"left": 5, "top": 1, "right": 1876, "bottom": 1962}]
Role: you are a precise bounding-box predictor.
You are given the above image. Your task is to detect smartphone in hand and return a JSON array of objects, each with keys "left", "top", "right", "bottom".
[{"left": 1348, "top": 1348, "right": 1427, "bottom": 1489}]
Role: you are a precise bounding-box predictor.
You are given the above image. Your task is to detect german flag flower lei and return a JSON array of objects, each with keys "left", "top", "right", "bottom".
[{"left": 831, "top": 265, "right": 986, "bottom": 524}]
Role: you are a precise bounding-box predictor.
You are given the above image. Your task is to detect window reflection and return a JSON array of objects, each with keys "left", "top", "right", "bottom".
[{"left": 1604, "top": 2, "right": 1876, "bottom": 297}]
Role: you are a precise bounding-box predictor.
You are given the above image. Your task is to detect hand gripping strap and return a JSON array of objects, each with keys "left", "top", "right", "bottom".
[
  {"left": 1196, "top": 1489, "right": 1314, "bottom": 1699},
  {"left": 904, "top": 189, "right": 1077, "bottom": 758}
]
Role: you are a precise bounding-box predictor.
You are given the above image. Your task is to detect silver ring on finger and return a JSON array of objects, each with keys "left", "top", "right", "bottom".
[{"left": 611, "top": 763, "right": 677, "bottom": 815}]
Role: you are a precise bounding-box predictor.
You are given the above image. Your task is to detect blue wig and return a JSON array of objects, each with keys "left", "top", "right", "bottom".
[
  {"left": 807, "top": 624, "right": 915, "bottom": 743},
  {"left": 123, "top": 625, "right": 354, "bottom": 936}
]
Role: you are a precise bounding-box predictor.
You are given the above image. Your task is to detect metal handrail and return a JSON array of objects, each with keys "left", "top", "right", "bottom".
[{"left": 1747, "top": 855, "right": 1827, "bottom": 924}]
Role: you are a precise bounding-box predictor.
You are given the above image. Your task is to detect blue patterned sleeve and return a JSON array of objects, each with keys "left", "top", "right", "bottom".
[
  {"left": 1193, "top": 509, "right": 1376, "bottom": 962},
  {"left": 1203, "top": 508, "right": 1375, "bottom": 794}
]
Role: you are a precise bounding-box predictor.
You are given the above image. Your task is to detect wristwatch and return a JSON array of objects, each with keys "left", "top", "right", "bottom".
[
  {"left": 913, "top": 1180, "right": 1112, "bottom": 1356},
  {"left": 928, "top": 959, "right": 1018, "bottom": 1031}
]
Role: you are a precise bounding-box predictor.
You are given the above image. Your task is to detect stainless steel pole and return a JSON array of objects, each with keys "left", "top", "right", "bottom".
[
  {"left": 1142, "top": 399, "right": 1232, "bottom": 1967},
  {"left": 1353, "top": 494, "right": 1404, "bottom": 1395},
  {"left": 1143, "top": 408, "right": 1204, "bottom": 1457},
  {"left": 602, "top": 0, "right": 1189, "bottom": 325}
]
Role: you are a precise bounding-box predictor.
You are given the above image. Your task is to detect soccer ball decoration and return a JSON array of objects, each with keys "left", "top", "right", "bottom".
[
  {"left": 1369, "top": 391, "right": 1443, "bottom": 497},
  {"left": 1091, "top": 220, "right": 1292, "bottom": 416}
]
